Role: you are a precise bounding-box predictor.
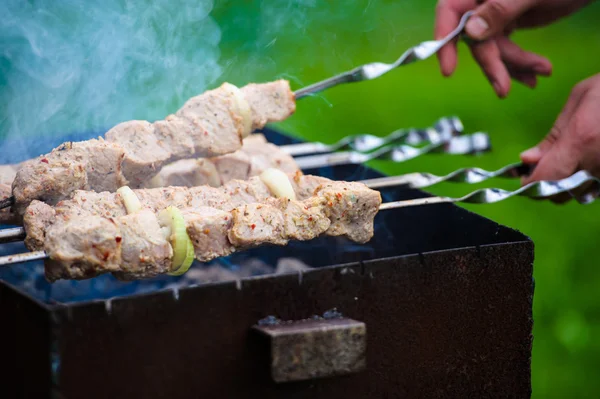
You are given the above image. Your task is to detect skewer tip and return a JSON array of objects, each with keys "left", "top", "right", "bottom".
[{"left": 0, "top": 196, "right": 14, "bottom": 210}]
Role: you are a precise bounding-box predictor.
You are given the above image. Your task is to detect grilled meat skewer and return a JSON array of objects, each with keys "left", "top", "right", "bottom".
[
  {"left": 11, "top": 80, "right": 296, "bottom": 217},
  {"left": 0, "top": 134, "right": 299, "bottom": 226},
  {"left": 21, "top": 173, "right": 380, "bottom": 282},
  {"left": 22, "top": 171, "right": 333, "bottom": 252}
]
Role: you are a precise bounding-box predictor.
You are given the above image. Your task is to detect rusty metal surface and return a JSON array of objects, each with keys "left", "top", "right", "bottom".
[{"left": 253, "top": 316, "right": 366, "bottom": 382}]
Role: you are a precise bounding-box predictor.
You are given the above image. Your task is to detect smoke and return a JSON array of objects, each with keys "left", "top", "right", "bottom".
[{"left": 0, "top": 0, "right": 222, "bottom": 159}]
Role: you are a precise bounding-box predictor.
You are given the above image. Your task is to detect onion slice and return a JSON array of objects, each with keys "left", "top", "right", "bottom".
[
  {"left": 259, "top": 168, "right": 297, "bottom": 200},
  {"left": 117, "top": 186, "right": 142, "bottom": 214},
  {"left": 169, "top": 238, "right": 195, "bottom": 276},
  {"left": 158, "top": 206, "right": 195, "bottom": 275},
  {"left": 222, "top": 82, "right": 252, "bottom": 138}
]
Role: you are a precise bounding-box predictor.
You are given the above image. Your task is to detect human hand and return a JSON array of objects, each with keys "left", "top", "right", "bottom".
[
  {"left": 520, "top": 73, "right": 600, "bottom": 188},
  {"left": 435, "top": 0, "right": 592, "bottom": 97}
]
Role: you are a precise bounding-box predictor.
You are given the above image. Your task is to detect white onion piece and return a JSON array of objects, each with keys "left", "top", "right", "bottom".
[
  {"left": 117, "top": 186, "right": 142, "bottom": 214},
  {"left": 222, "top": 82, "right": 252, "bottom": 137},
  {"left": 259, "top": 168, "right": 297, "bottom": 200}
]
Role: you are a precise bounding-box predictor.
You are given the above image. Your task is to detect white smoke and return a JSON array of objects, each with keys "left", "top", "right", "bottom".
[
  {"left": 0, "top": 0, "right": 416, "bottom": 161},
  {"left": 0, "top": 0, "right": 222, "bottom": 159}
]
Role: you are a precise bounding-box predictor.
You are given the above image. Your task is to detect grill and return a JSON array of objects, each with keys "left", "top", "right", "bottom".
[{"left": 0, "top": 126, "right": 534, "bottom": 398}]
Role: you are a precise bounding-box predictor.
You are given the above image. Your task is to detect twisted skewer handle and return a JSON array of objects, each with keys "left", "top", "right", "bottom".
[
  {"left": 294, "top": 132, "right": 490, "bottom": 170},
  {"left": 362, "top": 162, "right": 532, "bottom": 189},
  {"left": 381, "top": 170, "right": 600, "bottom": 210},
  {"left": 280, "top": 116, "right": 464, "bottom": 156}
]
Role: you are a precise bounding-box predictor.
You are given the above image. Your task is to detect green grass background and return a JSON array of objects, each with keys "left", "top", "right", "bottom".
[
  {"left": 2, "top": 0, "right": 600, "bottom": 396},
  {"left": 210, "top": 2, "right": 600, "bottom": 396}
]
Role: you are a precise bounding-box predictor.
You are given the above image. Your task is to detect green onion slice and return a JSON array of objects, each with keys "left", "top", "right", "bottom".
[{"left": 158, "top": 206, "right": 195, "bottom": 275}]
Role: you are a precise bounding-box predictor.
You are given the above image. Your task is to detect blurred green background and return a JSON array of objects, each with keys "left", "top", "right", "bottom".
[{"left": 2, "top": 0, "right": 600, "bottom": 396}]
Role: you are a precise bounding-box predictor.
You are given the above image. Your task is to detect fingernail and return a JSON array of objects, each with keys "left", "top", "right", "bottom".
[
  {"left": 465, "top": 16, "right": 489, "bottom": 39},
  {"left": 492, "top": 80, "right": 505, "bottom": 98},
  {"left": 533, "top": 65, "right": 551, "bottom": 76},
  {"left": 520, "top": 146, "right": 542, "bottom": 160}
]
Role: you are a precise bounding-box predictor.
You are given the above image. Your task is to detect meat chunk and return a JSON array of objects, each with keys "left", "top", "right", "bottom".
[
  {"left": 0, "top": 164, "right": 19, "bottom": 225},
  {"left": 222, "top": 176, "right": 272, "bottom": 208},
  {"left": 175, "top": 83, "right": 247, "bottom": 156},
  {"left": 44, "top": 210, "right": 173, "bottom": 281},
  {"left": 241, "top": 80, "right": 296, "bottom": 130},
  {"left": 44, "top": 216, "right": 122, "bottom": 281},
  {"left": 314, "top": 181, "right": 382, "bottom": 243},
  {"left": 143, "top": 133, "right": 299, "bottom": 189},
  {"left": 211, "top": 151, "right": 253, "bottom": 184},
  {"left": 12, "top": 139, "right": 126, "bottom": 215},
  {"left": 183, "top": 208, "right": 235, "bottom": 262},
  {"left": 227, "top": 198, "right": 330, "bottom": 247},
  {"left": 291, "top": 172, "right": 332, "bottom": 200},
  {"left": 104, "top": 120, "right": 171, "bottom": 187},
  {"left": 112, "top": 210, "right": 173, "bottom": 280},
  {"left": 144, "top": 159, "right": 221, "bottom": 188},
  {"left": 23, "top": 200, "right": 56, "bottom": 251}
]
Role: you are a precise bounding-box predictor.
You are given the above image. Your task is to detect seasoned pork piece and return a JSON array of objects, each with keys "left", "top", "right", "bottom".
[
  {"left": 23, "top": 200, "right": 56, "bottom": 251},
  {"left": 144, "top": 133, "right": 299, "bottom": 189},
  {"left": 183, "top": 208, "right": 235, "bottom": 262},
  {"left": 44, "top": 216, "right": 122, "bottom": 281},
  {"left": 11, "top": 80, "right": 296, "bottom": 217},
  {"left": 104, "top": 120, "right": 171, "bottom": 187},
  {"left": 145, "top": 159, "right": 221, "bottom": 188},
  {"left": 314, "top": 181, "right": 382, "bottom": 243},
  {"left": 112, "top": 210, "right": 173, "bottom": 281},
  {"left": 12, "top": 139, "right": 126, "bottom": 215},
  {"left": 188, "top": 185, "right": 232, "bottom": 210},
  {"left": 241, "top": 80, "right": 296, "bottom": 130},
  {"left": 211, "top": 150, "right": 253, "bottom": 185},
  {"left": 175, "top": 83, "right": 249, "bottom": 155},
  {"left": 44, "top": 210, "right": 173, "bottom": 282},
  {"left": 291, "top": 172, "right": 332, "bottom": 200},
  {"left": 222, "top": 176, "right": 273, "bottom": 208},
  {"left": 227, "top": 197, "right": 330, "bottom": 247},
  {"left": 0, "top": 164, "right": 19, "bottom": 224}
]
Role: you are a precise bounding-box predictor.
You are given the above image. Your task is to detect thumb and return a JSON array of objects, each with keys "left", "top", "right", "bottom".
[
  {"left": 465, "top": 0, "right": 537, "bottom": 41},
  {"left": 520, "top": 142, "right": 579, "bottom": 186}
]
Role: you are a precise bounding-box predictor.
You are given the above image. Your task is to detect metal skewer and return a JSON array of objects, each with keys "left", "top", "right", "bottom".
[
  {"left": 380, "top": 169, "right": 600, "bottom": 210},
  {"left": 293, "top": 11, "right": 474, "bottom": 100},
  {"left": 294, "top": 132, "right": 490, "bottom": 170},
  {"left": 361, "top": 162, "right": 532, "bottom": 189},
  {"left": 279, "top": 116, "right": 464, "bottom": 156},
  {"left": 0, "top": 169, "right": 597, "bottom": 268}
]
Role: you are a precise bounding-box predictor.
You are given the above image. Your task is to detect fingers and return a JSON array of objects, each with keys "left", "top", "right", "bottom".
[
  {"left": 520, "top": 142, "right": 580, "bottom": 186},
  {"left": 435, "top": 1, "right": 468, "bottom": 76},
  {"left": 469, "top": 39, "right": 512, "bottom": 97},
  {"left": 520, "top": 77, "right": 600, "bottom": 187},
  {"left": 497, "top": 36, "right": 552, "bottom": 77},
  {"left": 507, "top": 69, "right": 537, "bottom": 88},
  {"left": 465, "top": 0, "right": 538, "bottom": 41},
  {"left": 520, "top": 81, "right": 589, "bottom": 164}
]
